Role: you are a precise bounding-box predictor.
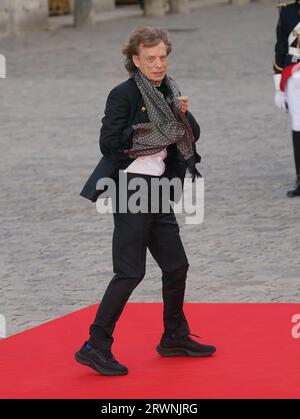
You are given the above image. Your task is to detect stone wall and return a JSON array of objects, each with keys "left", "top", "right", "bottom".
[
  {"left": 144, "top": 0, "right": 256, "bottom": 16},
  {"left": 93, "top": 0, "right": 115, "bottom": 13},
  {"left": 69, "top": 0, "right": 115, "bottom": 14},
  {"left": 0, "top": 0, "right": 48, "bottom": 35},
  {"left": 0, "top": 0, "right": 261, "bottom": 35},
  {"left": 0, "top": 0, "right": 12, "bottom": 34}
]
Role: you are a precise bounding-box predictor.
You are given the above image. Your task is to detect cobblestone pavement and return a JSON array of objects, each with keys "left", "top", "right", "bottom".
[{"left": 1, "top": 0, "right": 300, "bottom": 337}]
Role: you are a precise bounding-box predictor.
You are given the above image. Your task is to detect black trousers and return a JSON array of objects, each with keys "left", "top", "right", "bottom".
[{"left": 88, "top": 173, "right": 190, "bottom": 350}]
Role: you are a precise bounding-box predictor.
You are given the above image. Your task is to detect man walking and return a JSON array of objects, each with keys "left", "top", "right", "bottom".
[{"left": 75, "top": 27, "right": 216, "bottom": 376}]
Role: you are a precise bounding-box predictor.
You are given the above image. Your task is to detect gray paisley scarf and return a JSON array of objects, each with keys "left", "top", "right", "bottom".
[{"left": 123, "top": 69, "right": 201, "bottom": 180}]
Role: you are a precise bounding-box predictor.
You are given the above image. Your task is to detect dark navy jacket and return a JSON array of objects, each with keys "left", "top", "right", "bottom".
[
  {"left": 274, "top": 0, "right": 300, "bottom": 73},
  {"left": 80, "top": 77, "right": 201, "bottom": 202}
]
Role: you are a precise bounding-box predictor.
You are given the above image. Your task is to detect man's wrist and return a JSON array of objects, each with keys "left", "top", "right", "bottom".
[{"left": 273, "top": 73, "right": 282, "bottom": 91}]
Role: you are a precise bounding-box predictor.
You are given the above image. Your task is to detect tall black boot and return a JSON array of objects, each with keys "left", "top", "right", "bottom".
[{"left": 287, "top": 130, "right": 300, "bottom": 197}]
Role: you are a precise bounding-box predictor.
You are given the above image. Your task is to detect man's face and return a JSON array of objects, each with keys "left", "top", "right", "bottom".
[{"left": 132, "top": 41, "right": 168, "bottom": 85}]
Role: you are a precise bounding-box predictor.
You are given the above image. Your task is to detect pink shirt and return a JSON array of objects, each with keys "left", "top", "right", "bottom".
[{"left": 123, "top": 148, "right": 168, "bottom": 176}]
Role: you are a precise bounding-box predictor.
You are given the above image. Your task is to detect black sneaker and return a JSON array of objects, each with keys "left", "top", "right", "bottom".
[
  {"left": 75, "top": 342, "right": 128, "bottom": 376},
  {"left": 156, "top": 333, "right": 216, "bottom": 357}
]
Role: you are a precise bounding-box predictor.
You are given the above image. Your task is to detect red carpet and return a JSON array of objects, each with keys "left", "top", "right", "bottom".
[{"left": 0, "top": 303, "right": 299, "bottom": 399}]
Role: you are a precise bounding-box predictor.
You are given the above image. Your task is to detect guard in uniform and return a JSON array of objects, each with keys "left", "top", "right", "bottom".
[{"left": 274, "top": 0, "right": 300, "bottom": 197}]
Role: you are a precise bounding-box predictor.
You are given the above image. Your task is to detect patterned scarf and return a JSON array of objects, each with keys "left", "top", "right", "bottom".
[{"left": 123, "top": 69, "right": 201, "bottom": 180}]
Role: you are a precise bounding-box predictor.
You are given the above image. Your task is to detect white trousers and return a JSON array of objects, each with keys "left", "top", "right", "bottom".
[{"left": 286, "top": 70, "right": 300, "bottom": 131}]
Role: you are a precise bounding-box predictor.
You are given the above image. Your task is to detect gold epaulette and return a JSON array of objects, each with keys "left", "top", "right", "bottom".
[{"left": 276, "top": 1, "right": 298, "bottom": 8}]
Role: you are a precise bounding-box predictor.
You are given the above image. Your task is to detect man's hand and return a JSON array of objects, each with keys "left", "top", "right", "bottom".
[
  {"left": 178, "top": 96, "right": 189, "bottom": 114},
  {"left": 274, "top": 90, "right": 288, "bottom": 112},
  {"left": 273, "top": 74, "right": 287, "bottom": 112}
]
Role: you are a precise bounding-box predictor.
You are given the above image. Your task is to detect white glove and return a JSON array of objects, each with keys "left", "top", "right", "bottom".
[
  {"left": 273, "top": 73, "right": 287, "bottom": 111},
  {"left": 274, "top": 90, "right": 287, "bottom": 111}
]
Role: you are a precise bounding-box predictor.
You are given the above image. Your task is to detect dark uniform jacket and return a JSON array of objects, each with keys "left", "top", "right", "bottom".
[
  {"left": 274, "top": 0, "right": 300, "bottom": 74},
  {"left": 80, "top": 77, "right": 201, "bottom": 202}
]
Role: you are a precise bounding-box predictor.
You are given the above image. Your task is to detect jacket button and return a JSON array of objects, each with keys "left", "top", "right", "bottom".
[{"left": 141, "top": 107, "right": 146, "bottom": 112}]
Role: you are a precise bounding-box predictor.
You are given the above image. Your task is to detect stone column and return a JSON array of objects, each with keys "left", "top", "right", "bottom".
[
  {"left": 74, "top": 0, "right": 94, "bottom": 27},
  {"left": 0, "top": 54, "right": 6, "bottom": 79},
  {"left": 143, "top": 0, "right": 166, "bottom": 17},
  {"left": 169, "top": 0, "right": 190, "bottom": 14}
]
